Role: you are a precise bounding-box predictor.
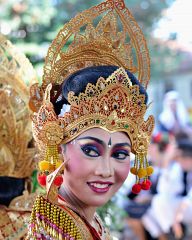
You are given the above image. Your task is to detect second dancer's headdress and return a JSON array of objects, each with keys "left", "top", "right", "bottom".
[{"left": 0, "top": 34, "right": 37, "bottom": 178}]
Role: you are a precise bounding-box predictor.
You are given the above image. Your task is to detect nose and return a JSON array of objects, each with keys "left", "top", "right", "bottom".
[{"left": 95, "top": 156, "right": 114, "bottom": 178}]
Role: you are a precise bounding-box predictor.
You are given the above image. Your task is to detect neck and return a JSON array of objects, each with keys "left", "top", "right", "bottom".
[{"left": 59, "top": 184, "right": 97, "bottom": 223}]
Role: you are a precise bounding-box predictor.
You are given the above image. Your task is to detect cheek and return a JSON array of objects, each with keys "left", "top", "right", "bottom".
[
  {"left": 115, "top": 161, "right": 130, "bottom": 183},
  {"left": 65, "top": 144, "right": 92, "bottom": 177}
]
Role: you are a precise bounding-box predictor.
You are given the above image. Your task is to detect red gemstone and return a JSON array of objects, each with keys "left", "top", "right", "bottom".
[
  {"left": 111, "top": 120, "right": 115, "bottom": 125},
  {"left": 118, "top": 74, "right": 123, "bottom": 82}
]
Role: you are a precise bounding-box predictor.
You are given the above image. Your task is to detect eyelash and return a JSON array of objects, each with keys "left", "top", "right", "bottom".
[
  {"left": 81, "top": 145, "right": 100, "bottom": 157},
  {"left": 80, "top": 145, "right": 129, "bottom": 160},
  {"left": 112, "top": 150, "right": 130, "bottom": 160}
]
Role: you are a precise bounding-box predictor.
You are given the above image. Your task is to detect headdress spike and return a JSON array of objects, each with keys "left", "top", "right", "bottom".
[{"left": 29, "top": 0, "right": 150, "bottom": 113}]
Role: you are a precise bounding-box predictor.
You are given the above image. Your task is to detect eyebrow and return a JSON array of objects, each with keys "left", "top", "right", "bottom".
[
  {"left": 113, "top": 143, "right": 131, "bottom": 148},
  {"left": 77, "top": 136, "right": 104, "bottom": 145},
  {"left": 77, "top": 136, "right": 131, "bottom": 148}
]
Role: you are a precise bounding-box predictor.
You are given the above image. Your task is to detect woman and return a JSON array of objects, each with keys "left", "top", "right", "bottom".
[
  {"left": 0, "top": 34, "right": 37, "bottom": 239},
  {"left": 28, "top": 1, "right": 154, "bottom": 239}
]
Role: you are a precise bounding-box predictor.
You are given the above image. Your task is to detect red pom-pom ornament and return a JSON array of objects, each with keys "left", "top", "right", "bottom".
[
  {"left": 37, "top": 174, "right": 46, "bottom": 186},
  {"left": 145, "top": 179, "right": 152, "bottom": 187},
  {"left": 54, "top": 175, "right": 63, "bottom": 186},
  {"left": 132, "top": 183, "right": 142, "bottom": 194},
  {"left": 141, "top": 180, "right": 151, "bottom": 190}
]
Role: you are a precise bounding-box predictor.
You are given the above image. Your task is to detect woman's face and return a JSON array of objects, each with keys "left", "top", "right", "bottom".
[{"left": 62, "top": 128, "right": 131, "bottom": 207}]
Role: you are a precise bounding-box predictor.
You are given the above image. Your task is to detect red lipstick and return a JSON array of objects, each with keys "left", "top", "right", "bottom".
[{"left": 87, "top": 181, "right": 113, "bottom": 193}]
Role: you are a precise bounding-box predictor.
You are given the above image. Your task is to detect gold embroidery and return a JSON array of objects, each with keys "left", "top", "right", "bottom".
[{"left": 27, "top": 195, "right": 94, "bottom": 239}]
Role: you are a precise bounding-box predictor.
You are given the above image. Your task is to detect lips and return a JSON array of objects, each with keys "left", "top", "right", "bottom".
[{"left": 87, "top": 181, "right": 113, "bottom": 193}]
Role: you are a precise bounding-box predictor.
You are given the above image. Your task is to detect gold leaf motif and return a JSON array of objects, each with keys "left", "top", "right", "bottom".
[
  {"left": 0, "top": 34, "right": 38, "bottom": 178},
  {"left": 28, "top": 0, "right": 150, "bottom": 109},
  {"left": 33, "top": 68, "right": 155, "bottom": 155}
]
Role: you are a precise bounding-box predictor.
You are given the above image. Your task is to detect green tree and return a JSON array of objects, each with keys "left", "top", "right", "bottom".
[{"left": 0, "top": 0, "right": 177, "bottom": 79}]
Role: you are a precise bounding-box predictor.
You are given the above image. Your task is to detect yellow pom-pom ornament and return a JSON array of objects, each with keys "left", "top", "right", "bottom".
[
  {"left": 137, "top": 168, "right": 147, "bottom": 178},
  {"left": 146, "top": 166, "right": 154, "bottom": 176},
  {"left": 130, "top": 167, "right": 137, "bottom": 175},
  {"left": 39, "top": 160, "right": 50, "bottom": 171}
]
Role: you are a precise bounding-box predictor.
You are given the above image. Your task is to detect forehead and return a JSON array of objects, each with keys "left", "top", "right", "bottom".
[{"left": 77, "top": 127, "right": 130, "bottom": 143}]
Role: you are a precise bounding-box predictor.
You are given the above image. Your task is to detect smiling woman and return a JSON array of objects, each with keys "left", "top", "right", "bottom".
[
  {"left": 27, "top": 0, "right": 154, "bottom": 239},
  {"left": 60, "top": 129, "right": 131, "bottom": 210}
]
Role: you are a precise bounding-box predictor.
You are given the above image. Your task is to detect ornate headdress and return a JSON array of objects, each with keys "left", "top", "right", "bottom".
[
  {"left": 0, "top": 34, "right": 37, "bottom": 178},
  {"left": 30, "top": 0, "right": 154, "bottom": 195}
]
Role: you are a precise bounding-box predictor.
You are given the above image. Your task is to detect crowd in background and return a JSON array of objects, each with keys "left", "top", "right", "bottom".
[{"left": 118, "top": 90, "right": 192, "bottom": 240}]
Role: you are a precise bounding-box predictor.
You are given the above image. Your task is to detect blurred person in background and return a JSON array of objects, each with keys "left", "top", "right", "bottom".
[
  {"left": 171, "top": 139, "right": 192, "bottom": 239},
  {"left": 0, "top": 35, "right": 37, "bottom": 239},
  {"left": 142, "top": 134, "right": 192, "bottom": 240},
  {"left": 119, "top": 131, "right": 170, "bottom": 240},
  {"left": 158, "top": 90, "right": 192, "bottom": 136}
]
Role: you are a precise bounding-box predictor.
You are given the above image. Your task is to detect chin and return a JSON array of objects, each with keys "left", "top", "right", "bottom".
[
  {"left": 85, "top": 193, "right": 115, "bottom": 207},
  {"left": 86, "top": 198, "right": 110, "bottom": 207}
]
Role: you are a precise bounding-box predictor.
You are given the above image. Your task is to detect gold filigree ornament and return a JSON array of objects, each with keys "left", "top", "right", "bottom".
[
  {"left": 0, "top": 34, "right": 38, "bottom": 178},
  {"left": 33, "top": 67, "right": 154, "bottom": 196},
  {"left": 33, "top": 84, "right": 65, "bottom": 192},
  {"left": 29, "top": 0, "right": 150, "bottom": 112}
]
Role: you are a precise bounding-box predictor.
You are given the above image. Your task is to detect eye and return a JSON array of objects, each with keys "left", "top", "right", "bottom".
[
  {"left": 112, "top": 150, "right": 129, "bottom": 160},
  {"left": 81, "top": 145, "right": 100, "bottom": 157}
]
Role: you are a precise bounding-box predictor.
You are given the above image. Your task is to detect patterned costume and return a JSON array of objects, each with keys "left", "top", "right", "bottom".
[
  {"left": 0, "top": 34, "right": 37, "bottom": 239},
  {"left": 27, "top": 0, "right": 155, "bottom": 239}
]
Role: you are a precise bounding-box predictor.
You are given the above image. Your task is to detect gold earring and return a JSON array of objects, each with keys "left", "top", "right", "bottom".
[
  {"left": 130, "top": 152, "right": 154, "bottom": 194},
  {"left": 37, "top": 144, "right": 64, "bottom": 188}
]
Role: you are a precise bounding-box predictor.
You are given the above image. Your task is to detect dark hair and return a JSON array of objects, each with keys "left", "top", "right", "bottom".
[
  {"left": 151, "top": 132, "right": 169, "bottom": 152},
  {"left": 0, "top": 177, "right": 25, "bottom": 206},
  {"left": 175, "top": 131, "right": 190, "bottom": 142},
  {"left": 177, "top": 139, "right": 192, "bottom": 158},
  {"left": 53, "top": 65, "right": 148, "bottom": 115}
]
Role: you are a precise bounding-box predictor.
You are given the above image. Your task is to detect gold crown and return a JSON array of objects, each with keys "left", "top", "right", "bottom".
[
  {"left": 29, "top": 0, "right": 150, "bottom": 112},
  {"left": 34, "top": 68, "right": 154, "bottom": 154},
  {"left": 0, "top": 34, "right": 37, "bottom": 178}
]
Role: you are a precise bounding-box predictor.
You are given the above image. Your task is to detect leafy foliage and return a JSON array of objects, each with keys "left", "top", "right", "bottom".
[
  {"left": 97, "top": 199, "right": 127, "bottom": 231},
  {"left": 0, "top": 0, "right": 177, "bottom": 78}
]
